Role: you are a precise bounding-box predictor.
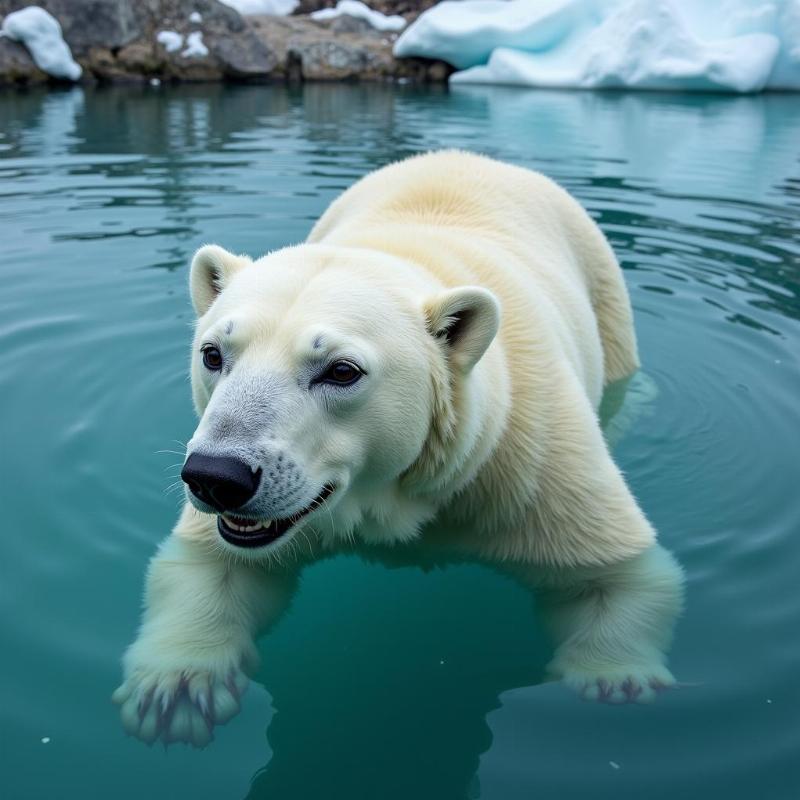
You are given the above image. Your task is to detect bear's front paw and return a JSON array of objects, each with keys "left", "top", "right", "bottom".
[
  {"left": 112, "top": 660, "right": 249, "bottom": 747},
  {"left": 552, "top": 662, "right": 675, "bottom": 704}
]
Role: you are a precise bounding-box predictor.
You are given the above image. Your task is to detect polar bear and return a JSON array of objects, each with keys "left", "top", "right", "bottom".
[{"left": 114, "top": 151, "right": 683, "bottom": 747}]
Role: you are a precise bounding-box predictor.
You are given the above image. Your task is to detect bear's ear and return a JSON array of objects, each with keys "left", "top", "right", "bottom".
[
  {"left": 424, "top": 286, "right": 500, "bottom": 373},
  {"left": 189, "top": 245, "right": 250, "bottom": 316}
]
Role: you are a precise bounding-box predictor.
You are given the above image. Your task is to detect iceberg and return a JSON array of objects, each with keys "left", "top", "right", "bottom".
[
  {"left": 0, "top": 6, "right": 81, "bottom": 81},
  {"left": 394, "top": 0, "right": 800, "bottom": 92},
  {"left": 311, "top": 1, "right": 407, "bottom": 32}
]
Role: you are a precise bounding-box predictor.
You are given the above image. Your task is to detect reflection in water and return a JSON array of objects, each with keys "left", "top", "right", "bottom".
[
  {"left": 0, "top": 85, "right": 798, "bottom": 800},
  {"left": 1, "top": 85, "right": 796, "bottom": 309},
  {"left": 248, "top": 548, "right": 682, "bottom": 800},
  {"left": 248, "top": 554, "right": 547, "bottom": 800}
]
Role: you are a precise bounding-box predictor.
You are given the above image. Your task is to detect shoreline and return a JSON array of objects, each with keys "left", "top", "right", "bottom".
[{"left": 0, "top": 2, "right": 452, "bottom": 87}]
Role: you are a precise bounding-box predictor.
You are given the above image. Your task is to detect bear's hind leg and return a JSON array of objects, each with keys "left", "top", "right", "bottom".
[{"left": 526, "top": 544, "right": 685, "bottom": 703}]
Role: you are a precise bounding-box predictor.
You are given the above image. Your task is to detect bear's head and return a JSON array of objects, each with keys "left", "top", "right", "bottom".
[{"left": 180, "top": 243, "right": 500, "bottom": 558}]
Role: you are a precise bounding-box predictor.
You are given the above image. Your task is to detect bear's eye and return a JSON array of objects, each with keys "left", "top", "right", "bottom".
[
  {"left": 319, "top": 360, "right": 362, "bottom": 386},
  {"left": 201, "top": 345, "right": 223, "bottom": 371}
]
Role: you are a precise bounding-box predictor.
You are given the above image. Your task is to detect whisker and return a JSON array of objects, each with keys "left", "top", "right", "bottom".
[
  {"left": 316, "top": 491, "right": 337, "bottom": 537},
  {"left": 298, "top": 528, "right": 314, "bottom": 559},
  {"left": 164, "top": 481, "right": 185, "bottom": 497},
  {"left": 288, "top": 535, "right": 301, "bottom": 564}
]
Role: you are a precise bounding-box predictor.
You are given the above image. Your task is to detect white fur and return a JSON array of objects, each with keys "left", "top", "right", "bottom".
[{"left": 115, "top": 152, "right": 683, "bottom": 745}]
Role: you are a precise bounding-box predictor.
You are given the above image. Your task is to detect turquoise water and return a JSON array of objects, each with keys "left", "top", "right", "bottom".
[{"left": 1, "top": 84, "right": 798, "bottom": 799}]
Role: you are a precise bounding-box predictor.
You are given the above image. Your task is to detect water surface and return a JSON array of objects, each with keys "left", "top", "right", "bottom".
[{"left": 0, "top": 84, "right": 798, "bottom": 800}]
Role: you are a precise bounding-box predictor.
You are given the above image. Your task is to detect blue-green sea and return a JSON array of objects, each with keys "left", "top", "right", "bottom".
[{"left": 0, "top": 84, "right": 798, "bottom": 800}]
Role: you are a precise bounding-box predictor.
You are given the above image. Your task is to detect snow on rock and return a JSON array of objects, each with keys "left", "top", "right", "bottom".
[
  {"left": 394, "top": 0, "right": 800, "bottom": 93},
  {"left": 182, "top": 30, "right": 208, "bottom": 57},
  {"left": 218, "top": 0, "right": 299, "bottom": 15},
  {"left": 0, "top": 6, "right": 81, "bottom": 81},
  {"left": 189, "top": 12, "right": 203, "bottom": 24},
  {"left": 156, "top": 30, "right": 184, "bottom": 53},
  {"left": 157, "top": 30, "right": 208, "bottom": 58},
  {"left": 311, "top": 1, "right": 407, "bottom": 32}
]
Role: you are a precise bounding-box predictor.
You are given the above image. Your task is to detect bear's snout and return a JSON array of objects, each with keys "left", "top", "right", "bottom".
[{"left": 181, "top": 452, "right": 262, "bottom": 512}]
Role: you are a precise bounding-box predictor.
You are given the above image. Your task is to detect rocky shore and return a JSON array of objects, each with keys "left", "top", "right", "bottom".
[{"left": 0, "top": 0, "right": 452, "bottom": 86}]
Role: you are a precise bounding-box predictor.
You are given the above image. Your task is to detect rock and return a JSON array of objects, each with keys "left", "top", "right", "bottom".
[
  {"left": 115, "top": 42, "right": 161, "bottom": 75},
  {"left": 0, "top": 36, "right": 49, "bottom": 85},
  {"left": 136, "top": 0, "right": 247, "bottom": 37},
  {"left": 112, "top": 0, "right": 276, "bottom": 81},
  {"left": 249, "top": 13, "right": 445, "bottom": 82},
  {"left": 288, "top": 38, "right": 387, "bottom": 80},
  {"left": 0, "top": 0, "right": 142, "bottom": 55},
  {"left": 212, "top": 34, "right": 277, "bottom": 78},
  {"left": 0, "top": 0, "right": 446, "bottom": 84},
  {"left": 249, "top": 14, "right": 353, "bottom": 79},
  {"left": 0, "top": 0, "right": 276, "bottom": 82},
  {"left": 327, "top": 14, "right": 381, "bottom": 37}
]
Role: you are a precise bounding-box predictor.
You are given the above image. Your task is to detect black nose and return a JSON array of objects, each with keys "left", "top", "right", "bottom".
[{"left": 181, "top": 453, "right": 262, "bottom": 512}]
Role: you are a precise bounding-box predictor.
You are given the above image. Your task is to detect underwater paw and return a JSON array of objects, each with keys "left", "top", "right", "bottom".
[
  {"left": 113, "top": 665, "right": 249, "bottom": 747},
  {"left": 556, "top": 663, "right": 676, "bottom": 704}
]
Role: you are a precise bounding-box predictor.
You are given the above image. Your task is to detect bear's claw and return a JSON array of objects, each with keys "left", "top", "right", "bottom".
[
  {"left": 113, "top": 665, "right": 248, "bottom": 747},
  {"left": 553, "top": 662, "right": 676, "bottom": 705}
]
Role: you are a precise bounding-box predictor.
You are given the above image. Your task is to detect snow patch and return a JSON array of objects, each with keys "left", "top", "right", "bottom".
[
  {"left": 311, "top": 1, "right": 407, "bottom": 32},
  {"left": 0, "top": 6, "right": 81, "bottom": 81},
  {"left": 218, "top": 0, "right": 299, "bottom": 15},
  {"left": 394, "top": 0, "right": 800, "bottom": 93},
  {"left": 189, "top": 12, "right": 203, "bottom": 23},
  {"left": 182, "top": 31, "right": 209, "bottom": 57},
  {"left": 156, "top": 30, "right": 208, "bottom": 58},
  {"left": 156, "top": 30, "right": 183, "bottom": 53}
]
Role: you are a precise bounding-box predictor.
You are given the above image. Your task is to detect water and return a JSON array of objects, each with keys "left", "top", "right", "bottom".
[{"left": 0, "top": 84, "right": 798, "bottom": 800}]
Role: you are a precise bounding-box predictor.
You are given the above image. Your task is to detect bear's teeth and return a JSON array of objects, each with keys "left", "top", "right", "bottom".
[{"left": 224, "top": 516, "right": 270, "bottom": 533}]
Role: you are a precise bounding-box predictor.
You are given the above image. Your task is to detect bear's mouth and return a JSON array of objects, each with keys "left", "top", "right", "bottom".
[{"left": 217, "top": 484, "right": 334, "bottom": 549}]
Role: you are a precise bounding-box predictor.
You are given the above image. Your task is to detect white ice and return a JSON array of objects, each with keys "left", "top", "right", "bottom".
[
  {"left": 157, "top": 30, "right": 184, "bottom": 53},
  {"left": 219, "top": 0, "right": 299, "bottom": 15},
  {"left": 394, "top": 0, "right": 800, "bottom": 92},
  {"left": 311, "top": 1, "right": 406, "bottom": 32},
  {"left": 0, "top": 6, "right": 81, "bottom": 81},
  {"left": 182, "top": 31, "right": 208, "bottom": 57}
]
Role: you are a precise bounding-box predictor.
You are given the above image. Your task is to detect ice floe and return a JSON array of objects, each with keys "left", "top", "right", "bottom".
[
  {"left": 311, "top": 0, "right": 406, "bottom": 31},
  {"left": 394, "top": 0, "right": 800, "bottom": 92},
  {"left": 0, "top": 6, "right": 81, "bottom": 81}
]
